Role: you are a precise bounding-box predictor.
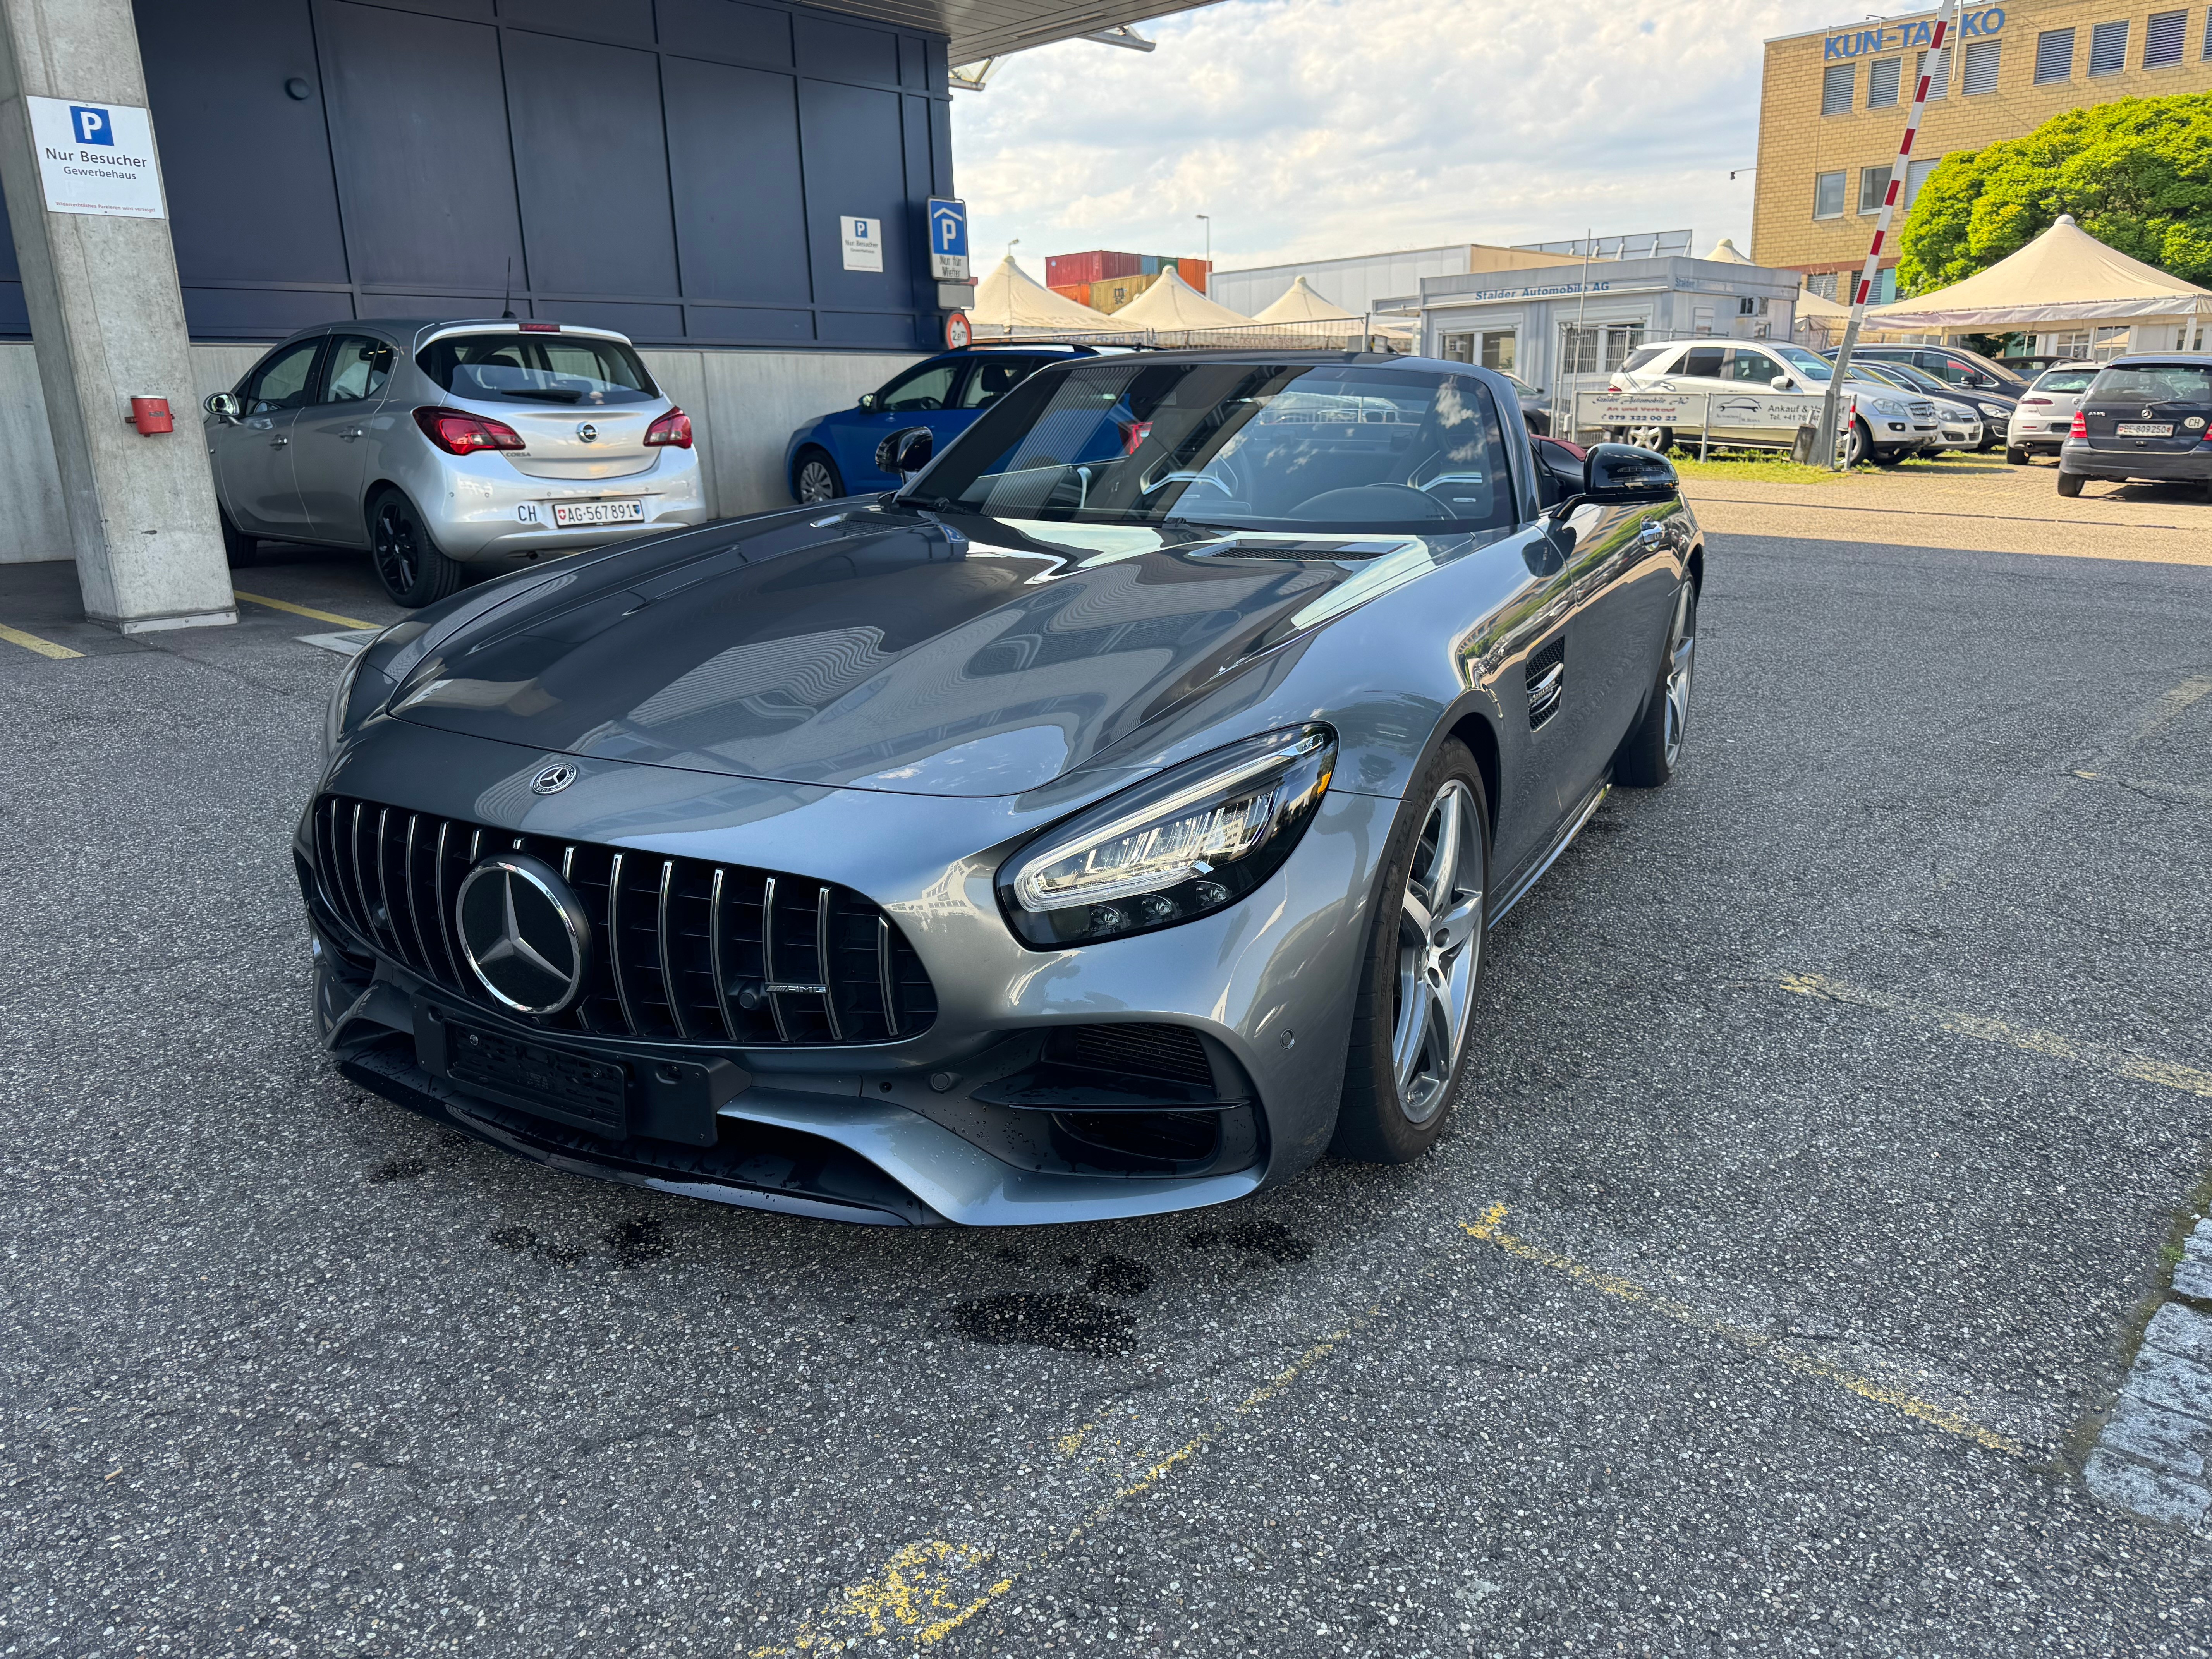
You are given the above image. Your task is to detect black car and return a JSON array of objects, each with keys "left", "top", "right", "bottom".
[
  {"left": 2058, "top": 355, "right": 2212, "bottom": 497},
  {"left": 1850, "top": 343, "right": 2032, "bottom": 399}
]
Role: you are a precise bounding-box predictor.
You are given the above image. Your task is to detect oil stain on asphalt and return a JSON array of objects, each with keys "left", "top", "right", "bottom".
[{"left": 952, "top": 1293, "right": 1137, "bottom": 1354}]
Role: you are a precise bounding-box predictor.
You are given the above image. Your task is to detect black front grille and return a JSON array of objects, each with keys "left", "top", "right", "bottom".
[
  {"left": 311, "top": 795, "right": 936, "bottom": 1047},
  {"left": 1056, "top": 1024, "right": 1216, "bottom": 1089}
]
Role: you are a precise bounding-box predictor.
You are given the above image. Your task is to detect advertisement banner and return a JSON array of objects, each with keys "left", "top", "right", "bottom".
[{"left": 1577, "top": 392, "right": 1707, "bottom": 428}]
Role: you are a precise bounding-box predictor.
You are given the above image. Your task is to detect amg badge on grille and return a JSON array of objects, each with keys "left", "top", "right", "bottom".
[{"left": 455, "top": 854, "right": 591, "bottom": 1015}]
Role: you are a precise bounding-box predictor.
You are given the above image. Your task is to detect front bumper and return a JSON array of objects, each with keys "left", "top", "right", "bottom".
[
  {"left": 2060, "top": 440, "right": 2212, "bottom": 483},
  {"left": 299, "top": 728, "right": 1396, "bottom": 1226}
]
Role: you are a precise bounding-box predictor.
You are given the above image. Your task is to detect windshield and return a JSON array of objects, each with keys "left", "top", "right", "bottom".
[
  {"left": 1948, "top": 347, "right": 2029, "bottom": 389},
  {"left": 1772, "top": 345, "right": 1834, "bottom": 381},
  {"left": 2089, "top": 364, "right": 2212, "bottom": 402},
  {"left": 417, "top": 333, "right": 660, "bottom": 406},
  {"left": 2033, "top": 367, "right": 2099, "bottom": 393},
  {"left": 912, "top": 360, "right": 1520, "bottom": 532}
]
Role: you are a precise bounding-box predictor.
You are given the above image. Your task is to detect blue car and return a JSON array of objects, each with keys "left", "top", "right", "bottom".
[{"left": 784, "top": 344, "right": 1121, "bottom": 503}]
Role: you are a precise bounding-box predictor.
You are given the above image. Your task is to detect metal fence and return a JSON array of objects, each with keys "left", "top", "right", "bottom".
[{"left": 968, "top": 315, "right": 1412, "bottom": 351}]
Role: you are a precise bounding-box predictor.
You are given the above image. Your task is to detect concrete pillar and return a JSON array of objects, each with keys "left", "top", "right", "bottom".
[{"left": 0, "top": 0, "right": 232, "bottom": 632}]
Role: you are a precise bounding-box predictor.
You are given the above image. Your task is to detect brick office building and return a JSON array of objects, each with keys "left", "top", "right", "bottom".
[{"left": 1750, "top": 0, "right": 2212, "bottom": 299}]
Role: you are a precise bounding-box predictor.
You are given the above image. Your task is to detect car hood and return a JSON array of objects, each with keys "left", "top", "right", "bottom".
[{"left": 385, "top": 506, "right": 1443, "bottom": 797}]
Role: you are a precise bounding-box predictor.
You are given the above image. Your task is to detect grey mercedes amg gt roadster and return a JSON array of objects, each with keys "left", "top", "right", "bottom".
[{"left": 304, "top": 350, "right": 1702, "bottom": 1226}]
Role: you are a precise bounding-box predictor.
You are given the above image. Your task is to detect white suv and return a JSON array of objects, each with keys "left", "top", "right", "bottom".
[
  {"left": 2004, "top": 362, "right": 2100, "bottom": 464},
  {"left": 1607, "top": 340, "right": 1940, "bottom": 465}
]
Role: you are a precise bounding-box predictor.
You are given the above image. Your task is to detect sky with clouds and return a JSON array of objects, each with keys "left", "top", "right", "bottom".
[{"left": 951, "top": 0, "right": 1882, "bottom": 284}]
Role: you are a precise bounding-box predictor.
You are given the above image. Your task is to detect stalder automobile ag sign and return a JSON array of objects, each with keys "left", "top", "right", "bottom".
[{"left": 27, "top": 97, "right": 165, "bottom": 219}]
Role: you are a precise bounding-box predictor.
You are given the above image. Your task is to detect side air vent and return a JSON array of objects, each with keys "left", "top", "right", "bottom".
[
  {"left": 311, "top": 795, "right": 936, "bottom": 1047},
  {"left": 1526, "top": 635, "right": 1566, "bottom": 729},
  {"left": 1055, "top": 1024, "right": 1216, "bottom": 1089}
]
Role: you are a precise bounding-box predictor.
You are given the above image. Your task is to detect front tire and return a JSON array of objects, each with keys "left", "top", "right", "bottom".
[
  {"left": 2056, "top": 470, "right": 2085, "bottom": 498},
  {"left": 1841, "top": 419, "right": 1872, "bottom": 467},
  {"left": 792, "top": 448, "right": 844, "bottom": 505},
  {"left": 219, "top": 509, "right": 255, "bottom": 567},
  {"left": 368, "top": 489, "right": 465, "bottom": 609},
  {"left": 1331, "top": 742, "right": 1490, "bottom": 1163},
  {"left": 1621, "top": 424, "right": 1672, "bottom": 453},
  {"left": 1613, "top": 582, "right": 1697, "bottom": 788}
]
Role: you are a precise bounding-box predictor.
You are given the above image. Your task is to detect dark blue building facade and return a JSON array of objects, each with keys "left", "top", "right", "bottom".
[{"left": 0, "top": 0, "right": 955, "bottom": 349}]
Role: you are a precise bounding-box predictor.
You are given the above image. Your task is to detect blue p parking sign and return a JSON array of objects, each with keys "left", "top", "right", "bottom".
[
  {"left": 927, "top": 198, "right": 969, "bottom": 281},
  {"left": 70, "top": 105, "right": 113, "bottom": 146}
]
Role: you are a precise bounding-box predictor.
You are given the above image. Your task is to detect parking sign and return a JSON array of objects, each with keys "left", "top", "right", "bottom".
[
  {"left": 927, "top": 198, "right": 969, "bottom": 282},
  {"left": 27, "top": 96, "right": 164, "bottom": 218},
  {"left": 840, "top": 216, "right": 883, "bottom": 273}
]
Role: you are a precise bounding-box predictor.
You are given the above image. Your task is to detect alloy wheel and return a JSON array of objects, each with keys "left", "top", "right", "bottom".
[
  {"left": 1662, "top": 587, "right": 1697, "bottom": 768},
  {"left": 1391, "top": 779, "right": 1483, "bottom": 1125},
  {"left": 373, "top": 502, "right": 420, "bottom": 594},
  {"left": 1625, "top": 425, "right": 1667, "bottom": 451},
  {"left": 796, "top": 460, "right": 838, "bottom": 504}
]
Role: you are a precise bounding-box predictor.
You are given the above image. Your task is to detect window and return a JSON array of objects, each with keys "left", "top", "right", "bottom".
[
  {"left": 926, "top": 359, "right": 1520, "bottom": 532},
  {"left": 1807, "top": 271, "right": 1839, "bottom": 301},
  {"left": 1860, "top": 165, "right": 1893, "bottom": 214},
  {"left": 1480, "top": 330, "right": 1517, "bottom": 374},
  {"left": 2033, "top": 365, "right": 2100, "bottom": 391},
  {"left": 1822, "top": 62, "right": 1855, "bottom": 114},
  {"left": 240, "top": 339, "right": 322, "bottom": 414},
  {"left": 2090, "top": 19, "right": 2129, "bottom": 74},
  {"left": 1678, "top": 346, "right": 1726, "bottom": 379},
  {"left": 1918, "top": 46, "right": 1949, "bottom": 98},
  {"left": 957, "top": 357, "right": 1041, "bottom": 409},
  {"left": 1905, "top": 156, "right": 1941, "bottom": 208},
  {"left": 417, "top": 334, "right": 658, "bottom": 406},
  {"left": 2035, "top": 27, "right": 2075, "bottom": 81},
  {"left": 318, "top": 336, "right": 393, "bottom": 404},
  {"left": 1726, "top": 348, "right": 1781, "bottom": 383},
  {"left": 1619, "top": 345, "right": 1668, "bottom": 373},
  {"left": 1693, "top": 305, "right": 1716, "bottom": 337},
  {"left": 2051, "top": 329, "right": 2092, "bottom": 359},
  {"left": 1963, "top": 38, "right": 2001, "bottom": 93},
  {"left": 876, "top": 361, "right": 962, "bottom": 412},
  {"left": 1738, "top": 295, "right": 1763, "bottom": 317},
  {"left": 1561, "top": 323, "right": 1644, "bottom": 374},
  {"left": 1815, "top": 170, "right": 1846, "bottom": 218},
  {"left": 2204, "top": 5, "right": 2212, "bottom": 58},
  {"left": 2146, "top": 9, "right": 2188, "bottom": 64},
  {"left": 1867, "top": 56, "right": 1902, "bottom": 106}
]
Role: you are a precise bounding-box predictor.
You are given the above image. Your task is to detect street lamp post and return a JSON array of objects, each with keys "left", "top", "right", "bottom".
[{"left": 1196, "top": 214, "right": 1211, "bottom": 268}]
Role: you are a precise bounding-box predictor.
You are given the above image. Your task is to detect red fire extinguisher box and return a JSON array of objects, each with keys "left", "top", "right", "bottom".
[{"left": 129, "top": 397, "right": 173, "bottom": 435}]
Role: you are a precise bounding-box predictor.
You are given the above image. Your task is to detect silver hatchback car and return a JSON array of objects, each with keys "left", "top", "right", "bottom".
[{"left": 203, "top": 319, "right": 708, "bottom": 606}]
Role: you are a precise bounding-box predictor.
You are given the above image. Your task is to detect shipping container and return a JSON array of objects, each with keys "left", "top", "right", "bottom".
[
  {"left": 1178, "top": 259, "right": 1212, "bottom": 292},
  {"left": 1048, "top": 282, "right": 1092, "bottom": 307},
  {"left": 1047, "top": 249, "right": 1148, "bottom": 286}
]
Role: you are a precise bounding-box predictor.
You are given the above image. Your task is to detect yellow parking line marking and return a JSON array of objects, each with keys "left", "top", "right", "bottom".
[
  {"left": 757, "top": 1316, "right": 1376, "bottom": 1652},
  {"left": 2072, "top": 768, "right": 2212, "bottom": 806},
  {"left": 1779, "top": 971, "right": 2212, "bottom": 1100},
  {"left": 1460, "top": 1205, "right": 2027, "bottom": 1458},
  {"left": 0, "top": 621, "right": 82, "bottom": 660},
  {"left": 232, "top": 590, "right": 374, "bottom": 630}
]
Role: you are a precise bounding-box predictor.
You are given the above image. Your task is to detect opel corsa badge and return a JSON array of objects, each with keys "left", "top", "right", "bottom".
[
  {"left": 455, "top": 854, "right": 590, "bottom": 1015},
  {"left": 530, "top": 763, "right": 577, "bottom": 795}
]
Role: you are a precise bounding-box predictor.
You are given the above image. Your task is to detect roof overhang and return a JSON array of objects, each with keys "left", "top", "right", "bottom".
[{"left": 810, "top": 0, "right": 1221, "bottom": 64}]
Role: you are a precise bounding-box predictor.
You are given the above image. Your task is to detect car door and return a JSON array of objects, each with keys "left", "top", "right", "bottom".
[
  {"left": 1656, "top": 344, "right": 1728, "bottom": 443},
  {"left": 213, "top": 337, "right": 323, "bottom": 537},
  {"left": 844, "top": 357, "right": 970, "bottom": 488},
  {"left": 948, "top": 354, "right": 1046, "bottom": 453},
  {"left": 1716, "top": 347, "right": 1787, "bottom": 443},
  {"left": 289, "top": 333, "right": 394, "bottom": 546}
]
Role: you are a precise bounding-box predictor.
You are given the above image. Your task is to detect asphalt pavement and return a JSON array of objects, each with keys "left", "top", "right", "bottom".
[{"left": 3, "top": 526, "right": 2211, "bottom": 1657}]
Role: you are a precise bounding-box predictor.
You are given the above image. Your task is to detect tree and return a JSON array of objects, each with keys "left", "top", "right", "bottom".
[{"left": 1898, "top": 91, "right": 2212, "bottom": 294}]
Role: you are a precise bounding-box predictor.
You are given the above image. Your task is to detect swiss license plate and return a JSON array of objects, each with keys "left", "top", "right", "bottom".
[
  {"left": 2116, "top": 422, "right": 2174, "bottom": 436},
  {"left": 552, "top": 499, "right": 646, "bottom": 527},
  {"left": 445, "top": 1022, "right": 629, "bottom": 1138}
]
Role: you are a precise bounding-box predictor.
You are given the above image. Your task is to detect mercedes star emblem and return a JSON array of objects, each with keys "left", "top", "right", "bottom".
[
  {"left": 531, "top": 763, "right": 578, "bottom": 795},
  {"left": 576, "top": 421, "right": 599, "bottom": 443},
  {"left": 455, "top": 854, "right": 590, "bottom": 1015}
]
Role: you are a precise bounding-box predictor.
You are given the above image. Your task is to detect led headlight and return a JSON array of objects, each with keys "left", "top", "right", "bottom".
[
  {"left": 999, "top": 725, "right": 1336, "bottom": 948},
  {"left": 321, "top": 647, "right": 369, "bottom": 765}
]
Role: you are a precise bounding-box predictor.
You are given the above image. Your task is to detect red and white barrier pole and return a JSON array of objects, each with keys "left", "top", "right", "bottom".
[{"left": 1813, "top": 0, "right": 1959, "bottom": 468}]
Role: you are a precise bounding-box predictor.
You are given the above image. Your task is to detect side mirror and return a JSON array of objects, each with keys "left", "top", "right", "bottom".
[
  {"left": 857, "top": 391, "right": 878, "bottom": 411},
  {"left": 1770, "top": 374, "right": 1792, "bottom": 391},
  {"left": 205, "top": 391, "right": 242, "bottom": 422},
  {"left": 1582, "top": 442, "right": 1679, "bottom": 504},
  {"left": 874, "top": 425, "right": 933, "bottom": 477}
]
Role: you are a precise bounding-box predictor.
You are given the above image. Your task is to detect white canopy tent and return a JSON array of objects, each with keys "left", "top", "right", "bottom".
[
  {"left": 968, "top": 254, "right": 1137, "bottom": 335},
  {"left": 1111, "top": 268, "right": 1255, "bottom": 330},
  {"left": 1252, "top": 275, "right": 1357, "bottom": 324},
  {"left": 1702, "top": 237, "right": 1753, "bottom": 264},
  {"left": 1865, "top": 215, "right": 2212, "bottom": 347}
]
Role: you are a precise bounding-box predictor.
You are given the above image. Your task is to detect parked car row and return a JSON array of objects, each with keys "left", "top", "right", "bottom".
[{"left": 2051, "top": 354, "right": 2212, "bottom": 498}]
